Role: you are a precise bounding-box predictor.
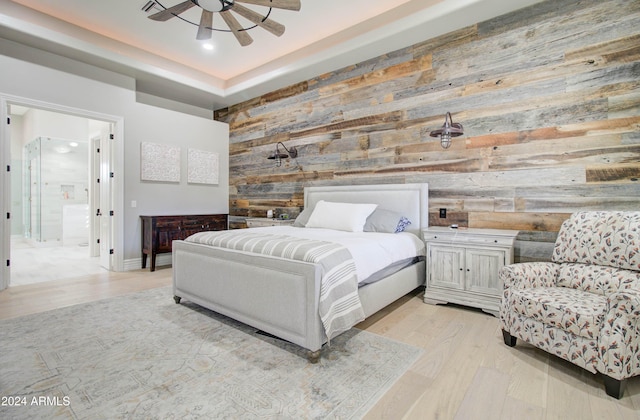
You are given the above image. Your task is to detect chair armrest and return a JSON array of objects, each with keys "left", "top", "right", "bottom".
[
  {"left": 499, "top": 262, "right": 560, "bottom": 333},
  {"left": 607, "top": 290, "right": 640, "bottom": 319},
  {"left": 599, "top": 290, "right": 640, "bottom": 380},
  {"left": 499, "top": 262, "right": 560, "bottom": 290}
]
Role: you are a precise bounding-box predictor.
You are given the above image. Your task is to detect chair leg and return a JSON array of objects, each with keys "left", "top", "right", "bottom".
[
  {"left": 603, "top": 375, "right": 626, "bottom": 399},
  {"left": 502, "top": 329, "right": 517, "bottom": 347}
]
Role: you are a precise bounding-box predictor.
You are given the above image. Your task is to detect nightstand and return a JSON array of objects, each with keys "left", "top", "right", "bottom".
[
  {"left": 246, "top": 217, "right": 296, "bottom": 228},
  {"left": 422, "top": 226, "right": 518, "bottom": 316}
]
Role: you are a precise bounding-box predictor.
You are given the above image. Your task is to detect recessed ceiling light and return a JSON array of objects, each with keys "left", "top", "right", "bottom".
[
  {"left": 69, "top": 142, "right": 78, "bottom": 147},
  {"left": 202, "top": 43, "right": 214, "bottom": 51}
]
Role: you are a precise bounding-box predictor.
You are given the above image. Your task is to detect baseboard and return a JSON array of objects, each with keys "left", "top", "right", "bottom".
[{"left": 123, "top": 254, "right": 172, "bottom": 271}]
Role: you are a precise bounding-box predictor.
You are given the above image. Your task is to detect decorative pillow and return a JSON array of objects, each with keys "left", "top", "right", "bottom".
[
  {"left": 293, "top": 207, "right": 313, "bottom": 227},
  {"left": 395, "top": 217, "right": 412, "bottom": 233},
  {"left": 305, "top": 200, "right": 378, "bottom": 232},
  {"left": 363, "top": 208, "right": 412, "bottom": 233}
]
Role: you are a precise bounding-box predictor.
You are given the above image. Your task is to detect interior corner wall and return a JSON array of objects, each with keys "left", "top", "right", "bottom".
[{"left": 0, "top": 51, "right": 229, "bottom": 268}]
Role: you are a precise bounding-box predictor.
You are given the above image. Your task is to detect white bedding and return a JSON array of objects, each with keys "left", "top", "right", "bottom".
[{"left": 244, "top": 226, "right": 425, "bottom": 284}]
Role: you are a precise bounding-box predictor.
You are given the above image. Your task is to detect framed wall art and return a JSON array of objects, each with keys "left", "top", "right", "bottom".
[
  {"left": 188, "top": 148, "right": 219, "bottom": 185},
  {"left": 140, "top": 142, "right": 181, "bottom": 182}
]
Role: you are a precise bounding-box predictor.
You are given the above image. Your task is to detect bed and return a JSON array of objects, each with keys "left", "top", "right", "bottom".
[{"left": 172, "top": 183, "right": 428, "bottom": 362}]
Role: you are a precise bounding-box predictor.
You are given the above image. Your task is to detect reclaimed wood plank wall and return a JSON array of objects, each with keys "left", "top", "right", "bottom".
[{"left": 215, "top": 0, "right": 640, "bottom": 262}]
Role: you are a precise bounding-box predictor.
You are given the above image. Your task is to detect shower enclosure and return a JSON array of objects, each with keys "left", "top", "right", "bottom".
[{"left": 22, "top": 137, "right": 89, "bottom": 246}]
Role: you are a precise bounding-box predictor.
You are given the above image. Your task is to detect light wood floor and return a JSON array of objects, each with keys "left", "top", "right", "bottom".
[{"left": 1, "top": 269, "right": 638, "bottom": 419}]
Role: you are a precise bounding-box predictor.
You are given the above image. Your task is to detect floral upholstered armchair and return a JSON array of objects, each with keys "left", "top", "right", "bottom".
[{"left": 500, "top": 211, "right": 640, "bottom": 399}]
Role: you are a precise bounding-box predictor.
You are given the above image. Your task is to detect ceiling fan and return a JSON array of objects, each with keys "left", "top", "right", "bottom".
[{"left": 147, "top": 0, "right": 301, "bottom": 47}]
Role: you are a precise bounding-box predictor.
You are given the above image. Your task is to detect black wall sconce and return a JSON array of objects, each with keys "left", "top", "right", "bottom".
[
  {"left": 267, "top": 142, "right": 298, "bottom": 167},
  {"left": 429, "top": 112, "right": 464, "bottom": 149}
]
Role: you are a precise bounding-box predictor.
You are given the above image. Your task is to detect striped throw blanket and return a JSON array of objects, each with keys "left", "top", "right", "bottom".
[{"left": 185, "top": 230, "right": 365, "bottom": 341}]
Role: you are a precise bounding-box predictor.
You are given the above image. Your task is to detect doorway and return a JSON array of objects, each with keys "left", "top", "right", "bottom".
[
  {"left": 9, "top": 106, "right": 109, "bottom": 286},
  {"left": 0, "top": 96, "right": 123, "bottom": 290}
]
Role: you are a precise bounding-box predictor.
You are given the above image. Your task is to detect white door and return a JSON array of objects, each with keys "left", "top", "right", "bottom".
[
  {"left": 90, "top": 136, "right": 100, "bottom": 258},
  {"left": 98, "top": 127, "right": 114, "bottom": 270}
]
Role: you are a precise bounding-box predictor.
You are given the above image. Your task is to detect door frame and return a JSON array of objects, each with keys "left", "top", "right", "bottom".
[{"left": 0, "top": 94, "right": 124, "bottom": 290}]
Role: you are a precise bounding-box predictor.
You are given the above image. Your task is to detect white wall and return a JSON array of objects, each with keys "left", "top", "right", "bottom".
[
  {"left": 0, "top": 44, "right": 229, "bottom": 272},
  {"left": 122, "top": 103, "right": 229, "bottom": 262}
]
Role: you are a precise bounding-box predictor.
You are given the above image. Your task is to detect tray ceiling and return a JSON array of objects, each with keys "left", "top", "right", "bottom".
[{"left": 0, "top": 0, "right": 543, "bottom": 110}]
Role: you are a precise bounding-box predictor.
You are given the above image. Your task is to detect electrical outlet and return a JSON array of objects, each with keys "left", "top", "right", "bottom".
[{"left": 439, "top": 208, "right": 446, "bottom": 218}]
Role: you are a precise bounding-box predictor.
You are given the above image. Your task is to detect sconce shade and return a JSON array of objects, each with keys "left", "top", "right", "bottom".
[
  {"left": 430, "top": 112, "right": 464, "bottom": 149},
  {"left": 267, "top": 142, "right": 298, "bottom": 166}
]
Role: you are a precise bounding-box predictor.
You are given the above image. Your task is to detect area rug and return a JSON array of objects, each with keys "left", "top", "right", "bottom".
[{"left": 0, "top": 287, "right": 422, "bottom": 419}]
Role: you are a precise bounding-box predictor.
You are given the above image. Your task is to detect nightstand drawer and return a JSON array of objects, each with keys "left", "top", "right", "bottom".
[
  {"left": 246, "top": 218, "right": 295, "bottom": 228},
  {"left": 424, "top": 231, "right": 515, "bottom": 247}
]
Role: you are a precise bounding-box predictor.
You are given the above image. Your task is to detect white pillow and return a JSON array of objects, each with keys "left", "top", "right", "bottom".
[{"left": 305, "top": 200, "right": 378, "bottom": 232}]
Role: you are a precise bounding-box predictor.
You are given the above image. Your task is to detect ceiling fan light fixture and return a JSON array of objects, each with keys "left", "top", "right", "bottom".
[
  {"left": 195, "top": 0, "right": 233, "bottom": 12},
  {"left": 148, "top": 0, "right": 300, "bottom": 47}
]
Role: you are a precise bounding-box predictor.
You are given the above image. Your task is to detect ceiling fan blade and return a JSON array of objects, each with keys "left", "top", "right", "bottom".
[
  {"left": 220, "top": 10, "right": 253, "bottom": 46},
  {"left": 234, "top": 0, "right": 301, "bottom": 11},
  {"left": 196, "top": 10, "right": 213, "bottom": 40},
  {"left": 148, "top": 0, "right": 196, "bottom": 21},
  {"left": 231, "top": 3, "right": 285, "bottom": 37}
]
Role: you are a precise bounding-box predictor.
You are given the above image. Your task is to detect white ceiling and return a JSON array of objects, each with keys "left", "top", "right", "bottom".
[{"left": 0, "top": 0, "right": 543, "bottom": 111}]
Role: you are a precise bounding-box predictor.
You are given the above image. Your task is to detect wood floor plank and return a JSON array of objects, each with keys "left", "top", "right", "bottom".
[
  {"left": 545, "top": 360, "right": 596, "bottom": 419},
  {"left": 494, "top": 343, "right": 550, "bottom": 408},
  {"left": 404, "top": 307, "right": 497, "bottom": 418},
  {"left": 362, "top": 370, "right": 432, "bottom": 420},
  {"left": 500, "top": 395, "right": 545, "bottom": 420},
  {"left": 454, "top": 367, "right": 510, "bottom": 420}
]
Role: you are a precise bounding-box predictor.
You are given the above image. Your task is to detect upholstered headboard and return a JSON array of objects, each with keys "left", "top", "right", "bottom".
[{"left": 303, "top": 183, "right": 428, "bottom": 236}]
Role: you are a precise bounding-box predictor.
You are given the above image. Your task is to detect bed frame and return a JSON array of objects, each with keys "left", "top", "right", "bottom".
[{"left": 172, "top": 183, "right": 428, "bottom": 362}]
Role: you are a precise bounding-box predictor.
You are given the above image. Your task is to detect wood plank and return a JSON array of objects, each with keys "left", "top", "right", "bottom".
[
  {"left": 469, "top": 212, "right": 569, "bottom": 232},
  {"left": 453, "top": 367, "right": 510, "bottom": 420},
  {"left": 586, "top": 164, "right": 640, "bottom": 182}
]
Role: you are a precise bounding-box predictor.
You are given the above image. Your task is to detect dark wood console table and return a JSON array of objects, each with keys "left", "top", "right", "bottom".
[{"left": 141, "top": 214, "right": 228, "bottom": 271}]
